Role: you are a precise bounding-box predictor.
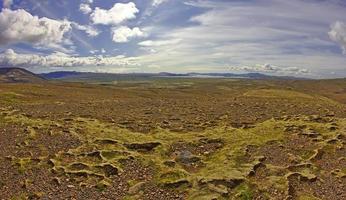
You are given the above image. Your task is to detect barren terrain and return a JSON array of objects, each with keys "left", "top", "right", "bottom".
[{"left": 0, "top": 78, "right": 345, "bottom": 200}]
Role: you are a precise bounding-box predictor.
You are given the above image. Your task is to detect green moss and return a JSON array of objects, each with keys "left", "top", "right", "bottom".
[
  {"left": 299, "top": 150, "right": 315, "bottom": 160},
  {"left": 0, "top": 92, "right": 22, "bottom": 104},
  {"left": 11, "top": 157, "right": 32, "bottom": 174},
  {"left": 2, "top": 106, "right": 346, "bottom": 198},
  {"left": 26, "top": 126, "right": 37, "bottom": 140},
  {"left": 95, "top": 179, "right": 111, "bottom": 191},
  {"left": 234, "top": 183, "right": 254, "bottom": 200},
  {"left": 244, "top": 89, "right": 314, "bottom": 99},
  {"left": 159, "top": 169, "right": 189, "bottom": 185},
  {"left": 10, "top": 193, "right": 27, "bottom": 200}
]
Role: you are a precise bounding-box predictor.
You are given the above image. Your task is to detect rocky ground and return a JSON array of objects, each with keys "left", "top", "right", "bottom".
[{"left": 0, "top": 78, "right": 345, "bottom": 199}]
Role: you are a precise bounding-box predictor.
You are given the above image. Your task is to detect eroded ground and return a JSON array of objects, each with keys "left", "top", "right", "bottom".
[{"left": 0, "top": 78, "right": 345, "bottom": 199}]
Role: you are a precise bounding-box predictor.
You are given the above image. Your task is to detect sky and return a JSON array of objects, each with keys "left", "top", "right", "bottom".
[{"left": 0, "top": 0, "right": 346, "bottom": 78}]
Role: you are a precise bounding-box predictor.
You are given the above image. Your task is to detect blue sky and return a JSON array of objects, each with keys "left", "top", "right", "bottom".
[{"left": 0, "top": 0, "right": 346, "bottom": 78}]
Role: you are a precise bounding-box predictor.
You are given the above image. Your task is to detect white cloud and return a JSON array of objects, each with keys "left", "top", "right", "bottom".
[
  {"left": 329, "top": 21, "right": 346, "bottom": 54},
  {"left": 132, "top": 0, "right": 346, "bottom": 77},
  {"left": 90, "top": 2, "right": 139, "bottom": 25},
  {"left": 0, "top": 49, "right": 139, "bottom": 68},
  {"left": 89, "top": 50, "right": 98, "bottom": 54},
  {"left": 152, "top": 0, "right": 169, "bottom": 7},
  {"left": 89, "top": 48, "right": 106, "bottom": 54},
  {"left": 72, "top": 22, "right": 100, "bottom": 37},
  {"left": 230, "top": 64, "right": 310, "bottom": 75},
  {"left": 0, "top": 9, "right": 71, "bottom": 49},
  {"left": 112, "top": 26, "right": 146, "bottom": 43},
  {"left": 2, "top": 0, "right": 13, "bottom": 8},
  {"left": 138, "top": 39, "right": 181, "bottom": 47},
  {"left": 79, "top": 3, "right": 92, "bottom": 14}
]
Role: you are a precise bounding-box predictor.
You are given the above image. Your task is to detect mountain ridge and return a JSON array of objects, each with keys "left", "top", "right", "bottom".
[
  {"left": 0, "top": 67, "right": 309, "bottom": 83},
  {"left": 40, "top": 70, "right": 306, "bottom": 80}
]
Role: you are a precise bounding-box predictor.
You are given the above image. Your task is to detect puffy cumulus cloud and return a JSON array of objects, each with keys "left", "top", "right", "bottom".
[
  {"left": 112, "top": 26, "right": 145, "bottom": 43},
  {"left": 230, "top": 64, "right": 309, "bottom": 75},
  {"left": 329, "top": 21, "right": 346, "bottom": 54},
  {"left": 2, "top": 0, "right": 13, "bottom": 8},
  {"left": 79, "top": 3, "right": 92, "bottom": 14},
  {"left": 0, "top": 49, "right": 140, "bottom": 68},
  {"left": 138, "top": 39, "right": 180, "bottom": 47},
  {"left": 152, "top": 0, "right": 169, "bottom": 7},
  {"left": 72, "top": 22, "right": 100, "bottom": 37},
  {"left": 0, "top": 9, "right": 71, "bottom": 49},
  {"left": 90, "top": 2, "right": 139, "bottom": 25}
]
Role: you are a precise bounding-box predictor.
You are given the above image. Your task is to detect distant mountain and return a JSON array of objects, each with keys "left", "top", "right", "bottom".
[
  {"left": 0, "top": 68, "right": 45, "bottom": 83},
  {"left": 40, "top": 71, "right": 83, "bottom": 79},
  {"left": 41, "top": 71, "right": 304, "bottom": 81}
]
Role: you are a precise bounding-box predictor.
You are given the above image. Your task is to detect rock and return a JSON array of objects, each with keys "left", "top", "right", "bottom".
[
  {"left": 175, "top": 150, "right": 200, "bottom": 164},
  {"left": 199, "top": 176, "right": 244, "bottom": 189},
  {"left": 163, "top": 179, "right": 190, "bottom": 188},
  {"left": 97, "top": 163, "right": 118, "bottom": 177},
  {"left": 125, "top": 142, "right": 161, "bottom": 152},
  {"left": 52, "top": 177, "right": 61, "bottom": 185},
  {"left": 69, "top": 163, "right": 89, "bottom": 170},
  {"left": 94, "top": 139, "right": 118, "bottom": 145}
]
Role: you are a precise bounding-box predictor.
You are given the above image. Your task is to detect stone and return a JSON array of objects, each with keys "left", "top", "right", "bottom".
[
  {"left": 175, "top": 150, "right": 200, "bottom": 164},
  {"left": 125, "top": 142, "right": 161, "bottom": 152}
]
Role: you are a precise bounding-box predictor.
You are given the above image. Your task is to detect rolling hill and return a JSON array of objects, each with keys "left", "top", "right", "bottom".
[{"left": 0, "top": 68, "right": 45, "bottom": 83}]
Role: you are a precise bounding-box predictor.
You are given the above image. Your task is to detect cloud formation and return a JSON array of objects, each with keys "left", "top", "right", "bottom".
[
  {"left": 1, "top": 0, "right": 346, "bottom": 77},
  {"left": 79, "top": 3, "right": 92, "bottom": 14},
  {"left": 138, "top": 39, "right": 180, "bottom": 47},
  {"left": 152, "top": 0, "right": 169, "bottom": 7},
  {"left": 84, "top": 0, "right": 93, "bottom": 4},
  {"left": 329, "top": 21, "right": 346, "bottom": 54},
  {"left": 230, "top": 64, "right": 309, "bottom": 75},
  {"left": 0, "top": 49, "right": 139, "bottom": 68},
  {"left": 72, "top": 23, "right": 100, "bottom": 37},
  {"left": 90, "top": 2, "right": 139, "bottom": 25},
  {"left": 2, "top": 0, "right": 13, "bottom": 8},
  {"left": 0, "top": 8, "right": 71, "bottom": 49},
  {"left": 112, "top": 26, "right": 145, "bottom": 43},
  {"left": 132, "top": 0, "right": 346, "bottom": 77}
]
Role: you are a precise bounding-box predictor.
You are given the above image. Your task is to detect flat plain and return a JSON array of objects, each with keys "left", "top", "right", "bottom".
[{"left": 0, "top": 78, "right": 346, "bottom": 200}]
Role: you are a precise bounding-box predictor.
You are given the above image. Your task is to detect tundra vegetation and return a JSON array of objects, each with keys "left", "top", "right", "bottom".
[{"left": 0, "top": 78, "right": 345, "bottom": 199}]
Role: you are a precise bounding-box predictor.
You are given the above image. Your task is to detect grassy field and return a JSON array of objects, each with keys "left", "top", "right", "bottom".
[{"left": 0, "top": 78, "right": 345, "bottom": 199}]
